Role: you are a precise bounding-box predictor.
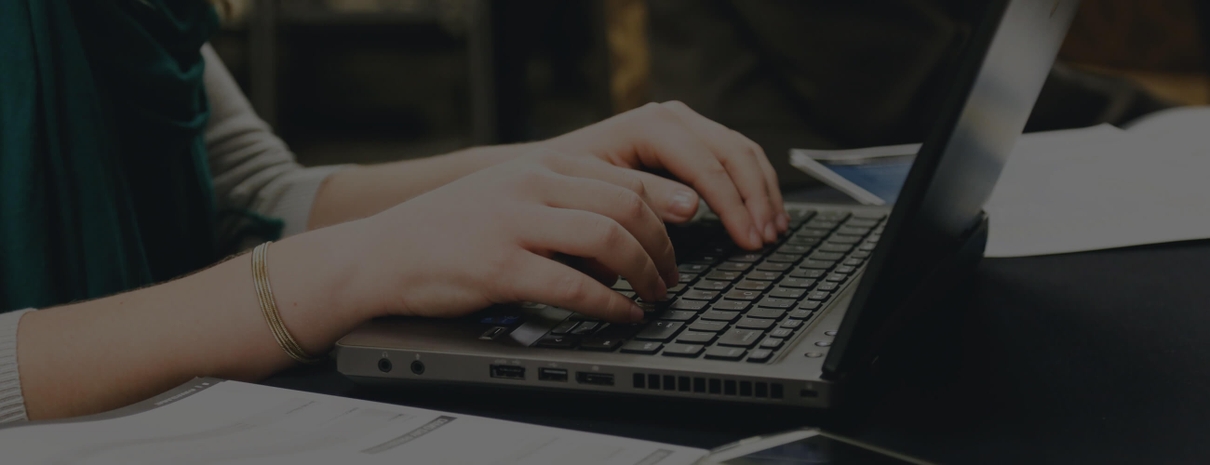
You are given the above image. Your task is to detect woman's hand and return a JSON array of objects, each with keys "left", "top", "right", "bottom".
[
  {"left": 348, "top": 152, "right": 684, "bottom": 323},
  {"left": 543, "top": 101, "right": 788, "bottom": 250}
]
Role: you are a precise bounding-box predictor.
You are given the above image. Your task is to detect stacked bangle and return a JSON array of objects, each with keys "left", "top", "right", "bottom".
[{"left": 251, "top": 242, "right": 325, "bottom": 364}]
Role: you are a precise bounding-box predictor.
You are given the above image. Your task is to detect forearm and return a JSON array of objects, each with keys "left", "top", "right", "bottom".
[
  {"left": 307, "top": 143, "right": 539, "bottom": 230},
  {"left": 16, "top": 222, "right": 370, "bottom": 420}
]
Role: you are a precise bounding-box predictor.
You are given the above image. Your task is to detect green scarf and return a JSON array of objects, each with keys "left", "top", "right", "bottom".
[{"left": 0, "top": 0, "right": 220, "bottom": 311}]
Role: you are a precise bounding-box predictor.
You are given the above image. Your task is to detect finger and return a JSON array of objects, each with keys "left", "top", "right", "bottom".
[
  {"left": 748, "top": 137, "right": 789, "bottom": 232},
  {"left": 544, "top": 156, "right": 702, "bottom": 224},
  {"left": 623, "top": 104, "right": 762, "bottom": 250},
  {"left": 574, "top": 257, "right": 620, "bottom": 288},
  {"left": 506, "top": 252, "right": 644, "bottom": 323},
  {"left": 536, "top": 171, "right": 679, "bottom": 287},
  {"left": 660, "top": 101, "right": 779, "bottom": 242},
  {"left": 520, "top": 207, "right": 669, "bottom": 304}
]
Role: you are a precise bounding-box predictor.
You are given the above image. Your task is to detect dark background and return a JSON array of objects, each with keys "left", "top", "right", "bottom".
[{"left": 212, "top": 0, "right": 1209, "bottom": 187}]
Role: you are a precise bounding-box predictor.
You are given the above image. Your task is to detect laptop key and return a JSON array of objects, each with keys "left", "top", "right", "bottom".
[
  {"left": 826, "top": 273, "right": 848, "bottom": 283},
  {"left": 700, "top": 310, "right": 741, "bottom": 322},
  {"left": 787, "top": 309, "right": 813, "bottom": 320},
  {"left": 780, "top": 319, "right": 804, "bottom": 329},
  {"left": 796, "top": 228, "right": 829, "bottom": 238},
  {"left": 688, "top": 320, "right": 729, "bottom": 333},
  {"left": 791, "top": 269, "right": 826, "bottom": 279},
  {"left": 836, "top": 226, "right": 870, "bottom": 236},
  {"left": 747, "top": 349, "right": 774, "bottom": 363},
  {"left": 736, "top": 317, "right": 776, "bottom": 330},
  {"left": 612, "top": 280, "right": 633, "bottom": 291},
  {"left": 550, "top": 320, "right": 578, "bottom": 335},
  {"left": 827, "top": 235, "right": 862, "bottom": 244},
  {"left": 620, "top": 341, "right": 663, "bottom": 355},
  {"left": 804, "top": 220, "right": 839, "bottom": 230},
  {"left": 704, "top": 346, "right": 747, "bottom": 361},
  {"left": 768, "top": 328, "right": 794, "bottom": 338},
  {"left": 704, "top": 270, "right": 742, "bottom": 282},
  {"left": 760, "top": 338, "right": 784, "bottom": 349},
  {"left": 817, "top": 282, "right": 839, "bottom": 292},
  {"left": 748, "top": 308, "right": 786, "bottom": 320},
  {"left": 728, "top": 253, "right": 763, "bottom": 263},
  {"left": 711, "top": 300, "right": 751, "bottom": 312},
  {"left": 757, "top": 297, "right": 796, "bottom": 309},
  {"left": 536, "top": 335, "right": 578, "bottom": 349},
  {"left": 693, "top": 280, "right": 730, "bottom": 291},
  {"left": 745, "top": 271, "right": 782, "bottom": 281},
  {"left": 843, "top": 258, "right": 865, "bottom": 266},
  {"left": 755, "top": 262, "right": 792, "bottom": 272},
  {"left": 678, "top": 264, "right": 709, "bottom": 274},
  {"left": 570, "top": 321, "right": 601, "bottom": 335},
  {"left": 808, "top": 291, "right": 831, "bottom": 301},
  {"left": 659, "top": 310, "right": 698, "bottom": 322},
  {"left": 716, "top": 261, "right": 752, "bottom": 272},
  {"left": 798, "top": 301, "right": 821, "bottom": 311},
  {"left": 735, "top": 280, "right": 771, "bottom": 292},
  {"left": 766, "top": 253, "right": 799, "bottom": 263},
  {"left": 677, "top": 330, "right": 717, "bottom": 344},
  {"left": 815, "top": 211, "right": 850, "bottom": 221},
  {"left": 662, "top": 343, "right": 705, "bottom": 358},
  {"left": 635, "top": 321, "right": 683, "bottom": 342},
  {"left": 680, "top": 273, "right": 698, "bottom": 284},
  {"left": 779, "top": 277, "right": 816, "bottom": 289},
  {"left": 681, "top": 290, "right": 719, "bottom": 301},
  {"left": 808, "top": 252, "right": 845, "bottom": 261},
  {"left": 717, "top": 328, "right": 764, "bottom": 348},
  {"left": 579, "top": 337, "right": 623, "bottom": 351},
  {"left": 769, "top": 287, "right": 805, "bottom": 300},
  {"left": 833, "top": 266, "right": 856, "bottom": 275},
  {"left": 723, "top": 290, "right": 762, "bottom": 301},
  {"left": 800, "top": 260, "right": 836, "bottom": 270},
  {"left": 821, "top": 243, "right": 854, "bottom": 253},
  {"left": 787, "top": 236, "right": 823, "bottom": 246},
  {"left": 667, "top": 284, "right": 687, "bottom": 294},
  {"left": 670, "top": 299, "right": 708, "bottom": 311},
  {"left": 777, "top": 244, "right": 811, "bottom": 255}
]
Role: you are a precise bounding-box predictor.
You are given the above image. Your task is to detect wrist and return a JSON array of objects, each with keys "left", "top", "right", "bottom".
[{"left": 264, "top": 222, "right": 377, "bottom": 355}]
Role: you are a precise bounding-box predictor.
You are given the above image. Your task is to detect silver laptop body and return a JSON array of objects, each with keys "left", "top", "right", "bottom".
[{"left": 336, "top": 0, "right": 1079, "bottom": 408}]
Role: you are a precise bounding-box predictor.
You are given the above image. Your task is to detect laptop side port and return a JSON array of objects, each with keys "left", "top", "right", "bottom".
[
  {"left": 489, "top": 364, "right": 525, "bottom": 380},
  {"left": 538, "top": 368, "right": 568, "bottom": 382},
  {"left": 576, "top": 372, "right": 614, "bottom": 386}
]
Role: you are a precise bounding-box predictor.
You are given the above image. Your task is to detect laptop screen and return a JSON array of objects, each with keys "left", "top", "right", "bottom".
[{"left": 824, "top": 0, "right": 1080, "bottom": 375}]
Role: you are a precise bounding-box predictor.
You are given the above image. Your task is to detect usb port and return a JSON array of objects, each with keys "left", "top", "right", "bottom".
[
  {"left": 489, "top": 365, "right": 525, "bottom": 380},
  {"left": 576, "top": 372, "right": 614, "bottom": 386},
  {"left": 538, "top": 368, "right": 568, "bottom": 382}
]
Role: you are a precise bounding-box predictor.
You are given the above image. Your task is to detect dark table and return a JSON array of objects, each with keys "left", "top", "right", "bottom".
[{"left": 265, "top": 189, "right": 1210, "bottom": 464}]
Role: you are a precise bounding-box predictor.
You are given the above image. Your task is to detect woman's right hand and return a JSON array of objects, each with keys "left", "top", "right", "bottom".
[{"left": 345, "top": 151, "right": 683, "bottom": 323}]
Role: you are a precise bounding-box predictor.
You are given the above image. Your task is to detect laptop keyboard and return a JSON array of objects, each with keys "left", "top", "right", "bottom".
[{"left": 523, "top": 208, "right": 886, "bottom": 363}]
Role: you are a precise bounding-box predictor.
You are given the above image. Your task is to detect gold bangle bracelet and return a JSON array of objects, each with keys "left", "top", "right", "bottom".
[{"left": 251, "top": 242, "right": 325, "bottom": 364}]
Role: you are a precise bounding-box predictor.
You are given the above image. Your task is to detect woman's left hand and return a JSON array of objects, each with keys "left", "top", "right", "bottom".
[{"left": 541, "top": 101, "right": 787, "bottom": 251}]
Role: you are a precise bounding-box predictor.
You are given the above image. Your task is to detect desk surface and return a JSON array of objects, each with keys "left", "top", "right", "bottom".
[{"left": 265, "top": 190, "right": 1210, "bottom": 463}]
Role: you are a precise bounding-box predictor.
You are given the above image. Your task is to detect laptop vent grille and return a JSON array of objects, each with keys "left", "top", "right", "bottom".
[{"left": 631, "top": 373, "right": 783, "bottom": 399}]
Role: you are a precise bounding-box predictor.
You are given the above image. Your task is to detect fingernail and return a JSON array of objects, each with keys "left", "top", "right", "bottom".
[
  {"left": 777, "top": 213, "right": 789, "bottom": 232},
  {"left": 763, "top": 223, "right": 777, "bottom": 242},
  {"left": 668, "top": 188, "right": 698, "bottom": 219},
  {"left": 748, "top": 226, "right": 761, "bottom": 248},
  {"left": 630, "top": 304, "right": 645, "bottom": 322}
]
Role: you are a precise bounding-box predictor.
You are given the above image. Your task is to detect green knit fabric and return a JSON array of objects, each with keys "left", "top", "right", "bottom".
[{"left": 0, "top": 0, "right": 219, "bottom": 311}]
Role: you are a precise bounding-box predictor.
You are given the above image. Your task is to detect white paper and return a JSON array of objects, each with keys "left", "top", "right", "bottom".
[
  {"left": 983, "top": 123, "right": 1210, "bottom": 257},
  {"left": 0, "top": 381, "right": 706, "bottom": 465}
]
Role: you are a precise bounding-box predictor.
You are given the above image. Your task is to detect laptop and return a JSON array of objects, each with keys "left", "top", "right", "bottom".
[{"left": 336, "top": 0, "right": 1079, "bottom": 408}]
